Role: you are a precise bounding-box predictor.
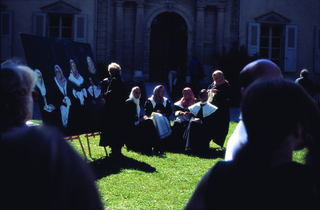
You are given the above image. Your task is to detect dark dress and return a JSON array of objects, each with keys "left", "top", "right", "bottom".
[
  {"left": 207, "top": 82, "right": 230, "bottom": 147},
  {"left": 184, "top": 102, "right": 218, "bottom": 153},
  {"left": 185, "top": 161, "right": 317, "bottom": 210},
  {"left": 124, "top": 98, "right": 158, "bottom": 152},
  {"left": 99, "top": 75, "right": 127, "bottom": 153},
  {"left": 144, "top": 97, "right": 172, "bottom": 120},
  {"left": 170, "top": 102, "right": 190, "bottom": 151},
  {"left": 67, "top": 75, "right": 88, "bottom": 133}
]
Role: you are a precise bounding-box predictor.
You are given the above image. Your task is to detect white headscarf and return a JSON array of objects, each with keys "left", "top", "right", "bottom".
[
  {"left": 35, "top": 69, "right": 46, "bottom": 97},
  {"left": 129, "top": 87, "right": 141, "bottom": 117}
]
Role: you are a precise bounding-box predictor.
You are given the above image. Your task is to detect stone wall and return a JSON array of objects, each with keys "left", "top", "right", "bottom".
[{"left": 96, "top": 0, "right": 240, "bottom": 83}]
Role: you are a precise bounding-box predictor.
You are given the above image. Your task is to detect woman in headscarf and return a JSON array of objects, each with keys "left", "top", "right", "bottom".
[
  {"left": 35, "top": 69, "right": 55, "bottom": 113},
  {"left": 170, "top": 87, "right": 197, "bottom": 151},
  {"left": 207, "top": 70, "right": 231, "bottom": 149},
  {"left": 68, "top": 59, "right": 87, "bottom": 106},
  {"left": 87, "top": 56, "right": 97, "bottom": 74},
  {"left": 144, "top": 85, "right": 172, "bottom": 140},
  {"left": 145, "top": 85, "right": 172, "bottom": 119},
  {"left": 54, "top": 64, "right": 71, "bottom": 128},
  {"left": 124, "top": 86, "right": 158, "bottom": 153},
  {"left": 68, "top": 59, "right": 84, "bottom": 86}
]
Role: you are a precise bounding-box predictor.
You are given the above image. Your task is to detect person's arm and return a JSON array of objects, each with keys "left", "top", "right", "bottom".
[
  {"left": 165, "top": 100, "right": 173, "bottom": 118},
  {"left": 225, "top": 120, "right": 247, "bottom": 161},
  {"left": 144, "top": 100, "right": 153, "bottom": 117}
]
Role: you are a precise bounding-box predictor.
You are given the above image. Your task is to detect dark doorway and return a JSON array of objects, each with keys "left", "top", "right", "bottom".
[{"left": 149, "top": 12, "right": 188, "bottom": 82}]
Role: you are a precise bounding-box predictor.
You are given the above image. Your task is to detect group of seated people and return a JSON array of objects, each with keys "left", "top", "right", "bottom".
[
  {"left": 2, "top": 59, "right": 320, "bottom": 209},
  {"left": 124, "top": 83, "right": 227, "bottom": 155}
]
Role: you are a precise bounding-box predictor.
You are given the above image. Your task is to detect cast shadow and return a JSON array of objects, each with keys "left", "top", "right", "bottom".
[
  {"left": 184, "top": 148, "right": 226, "bottom": 159},
  {"left": 88, "top": 156, "right": 156, "bottom": 180}
]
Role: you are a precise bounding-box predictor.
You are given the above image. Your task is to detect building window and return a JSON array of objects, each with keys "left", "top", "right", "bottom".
[
  {"left": 248, "top": 22, "right": 297, "bottom": 72},
  {"left": 49, "top": 15, "right": 72, "bottom": 40},
  {"left": 259, "top": 25, "right": 282, "bottom": 67},
  {"left": 33, "top": 12, "right": 87, "bottom": 43}
]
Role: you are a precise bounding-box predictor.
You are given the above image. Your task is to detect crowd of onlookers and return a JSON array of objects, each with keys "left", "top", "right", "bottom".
[{"left": 1, "top": 59, "right": 319, "bottom": 209}]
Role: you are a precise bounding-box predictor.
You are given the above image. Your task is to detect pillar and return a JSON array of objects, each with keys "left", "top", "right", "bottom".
[
  {"left": 195, "top": 3, "right": 205, "bottom": 63},
  {"left": 114, "top": 1, "right": 124, "bottom": 65},
  {"left": 134, "top": 1, "right": 145, "bottom": 71},
  {"left": 216, "top": 7, "right": 225, "bottom": 55}
]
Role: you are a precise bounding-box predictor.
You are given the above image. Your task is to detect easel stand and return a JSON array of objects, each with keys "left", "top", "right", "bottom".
[{"left": 65, "top": 132, "right": 102, "bottom": 159}]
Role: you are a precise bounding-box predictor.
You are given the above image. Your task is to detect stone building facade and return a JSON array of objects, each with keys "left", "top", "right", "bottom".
[
  {"left": 96, "top": 0, "right": 240, "bottom": 83},
  {"left": 1, "top": 0, "right": 320, "bottom": 86}
]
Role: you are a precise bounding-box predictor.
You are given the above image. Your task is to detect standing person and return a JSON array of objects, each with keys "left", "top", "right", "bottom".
[
  {"left": 99, "top": 62, "right": 127, "bottom": 158},
  {"left": 184, "top": 89, "right": 218, "bottom": 155},
  {"left": 185, "top": 79, "right": 319, "bottom": 210},
  {"left": 171, "top": 87, "right": 197, "bottom": 151},
  {"left": 124, "top": 86, "right": 159, "bottom": 153},
  {"left": 1, "top": 62, "right": 103, "bottom": 210},
  {"left": 295, "top": 68, "right": 315, "bottom": 98},
  {"left": 188, "top": 55, "right": 205, "bottom": 94},
  {"left": 207, "top": 70, "right": 231, "bottom": 149},
  {"left": 165, "top": 53, "right": 180, "bottom": 93},
  {"left": 224, "top": 59, "right": 283, "bottom": 161}
]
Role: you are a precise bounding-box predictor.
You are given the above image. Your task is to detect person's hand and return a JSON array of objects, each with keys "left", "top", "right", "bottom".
[
  {"left": 210, "top": 89, "right": 218, "bottom": 93},
  {"left": 143, "top": 115, "right": 149, "bottom": 120},
  {"left": 103, "top": 78, "right": 109, "bottom": 84},
  {"left": 194, "top": 118, "right": 202, "bottom": 123}
]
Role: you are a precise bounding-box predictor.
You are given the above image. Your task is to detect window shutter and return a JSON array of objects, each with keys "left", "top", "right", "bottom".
[
  {"left": 284, "top": 25, "right": 298, "bottom": 72},
  {"left": 1, "top": 11, "right": 13, "bottom": 60},
  {"left": 248, "top": 23, "right": 260, "bottom": 56},
  {"left": 33, "top": 13, "right": 47, "bottom": 37},
  {"left": 74, "top": 14, "right": 87, "bottom": 42},
  {"left": 315, "top": 26, "right": 320, "bottom": 73}
]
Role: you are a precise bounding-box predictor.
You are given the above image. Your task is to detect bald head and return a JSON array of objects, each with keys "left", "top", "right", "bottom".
[{"left": 239, "top": 59, "right": 282, "bottom": 89}]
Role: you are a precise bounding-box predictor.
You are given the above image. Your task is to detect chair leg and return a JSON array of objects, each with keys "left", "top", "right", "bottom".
[
  {"left": 85, "top": 134, "right": 92, "bottom": 158},
  {"left": 104, "top": 147, "right": 108, "bottom": 156},
  {"left": 77, "top": 136, "right": 87, "bottom": 160}
]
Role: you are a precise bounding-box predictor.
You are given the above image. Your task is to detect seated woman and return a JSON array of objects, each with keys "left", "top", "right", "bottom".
[
  {"left": 124, "top": 86, "right": 158, "bottom": 153},
  {"left": 144, "top": 85, "right": 173, "bottom": 140},
  {"left": 170, "top": 87, "right": 196, "bottom": 151},
  {"left": 184, "top": 89, "right": 218, "bottom": 154}
]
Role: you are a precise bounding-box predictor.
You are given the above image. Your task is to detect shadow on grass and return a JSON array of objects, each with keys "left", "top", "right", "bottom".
[
  {"left": 183, "top": 148, "right": 226, "bottom": 159},
  {"left": 88, "top": 156, "right": 156, "bottom": 180}
]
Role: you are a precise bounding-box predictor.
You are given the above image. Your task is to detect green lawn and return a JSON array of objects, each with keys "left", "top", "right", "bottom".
[{"left": 66, "top": 121, "right": 307, "bottom": 209}]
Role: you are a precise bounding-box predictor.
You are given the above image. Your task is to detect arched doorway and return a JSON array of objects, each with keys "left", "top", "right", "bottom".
[{"left": 149, "top": 12, "right": 188, "bottom": 82}]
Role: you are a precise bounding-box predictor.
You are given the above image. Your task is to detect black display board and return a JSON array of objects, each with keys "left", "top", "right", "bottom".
[{"left": 21, "top": 33, "right": 104, "bottom": 136}]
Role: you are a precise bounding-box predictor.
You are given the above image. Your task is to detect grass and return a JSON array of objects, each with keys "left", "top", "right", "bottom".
[
  {"left": 66, "top": 121, "right": 307, "bottom": 209},
  {"left": 31, "top": 119, "right": 307, "bottom": 209}
]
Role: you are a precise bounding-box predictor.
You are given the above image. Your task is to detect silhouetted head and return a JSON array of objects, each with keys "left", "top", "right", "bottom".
[
  {"left": 239, "top": 59, "right": 282, "bottom": 94},
  {"left": 300, "top": 68, "right": 309, "bottom": 78},
  {"left": 242, "top": 79, "right": 319, "bottom": 150},
  {"left": 108, "top": 62, "right": 121, "bottom": 77},
  {"left": 1, "top": 62, "right": 37, "bottom": 129}
]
